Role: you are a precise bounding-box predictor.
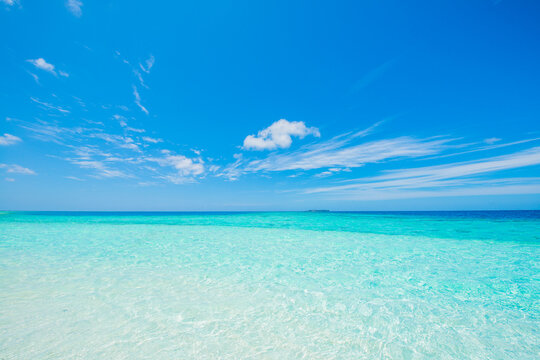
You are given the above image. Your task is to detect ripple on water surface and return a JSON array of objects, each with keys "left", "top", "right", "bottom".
[{"left": 0, "top": 212, "right": 539, "bottom": 359}]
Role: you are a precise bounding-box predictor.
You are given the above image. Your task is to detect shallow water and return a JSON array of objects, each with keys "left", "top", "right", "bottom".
[{"left": 1, "top": 211, "right": 539, "bottom": 359}]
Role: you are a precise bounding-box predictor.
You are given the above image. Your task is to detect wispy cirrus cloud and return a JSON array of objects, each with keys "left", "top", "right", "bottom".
[
  {"left": 142, "top": 136, "right": 162, "bottom": 144},
  {"left": 484, "top": 137, "right": 501, "bottom": 144},
  {"left": 16, "top": 117, "right": 204, "bottom": 185},
  {"left": 30, "top": 97, "right": 70, "bottom": 114},
  {"left": 220, "top": 121, "right": 449, "bottom": 179},
  {"left": 139, "top": 55, "right": 155, "bottom": 74},
  {"left": 1, "top": 0, "right": 18, "bottom": 7},
  {"left": 17, "top": 119, "right": 82, "bottom": 144},
  {"left": 245, "top": 132, "right": 451, "bottom": 172},
  {"left": 243, "top": 119, "right": 320, "bottom": 151},
  {"left": 114, "top": 114, "right": 145, "bottom": 133},
  {"left": 27, "top": 72, "right": 40, "bottom": 84},
  {"left": 302, "top": 147, "right": 540, "bottom": 200},
  {"left": 70, "top": 159, "right": 128, "bottom": 178},
  {"left": 89, "top": 132, "right": 141, "bottom": 152},
  {"left": 0, "top": 133, "right": 22, "bottom": 146},
  {"left": 216, "top": 153, "right": 244, "bottom": 181},
  {"left": 0, "top": 163, "right": 36, "bottom": 175},
  {"left": 66, "top": 0, "right": 83, "bottom": 17},
  {"left": 419, "top": 137, "right": 540, "bottom": 161},
  {"left": 133, "top": 86, "right": 149, "bottom": 115},
  {"left": 351, "top": 60, "right": 395, "bottom": 93},
  {"left": 116, "top": 52, "right": 154, "bottom": 88}
]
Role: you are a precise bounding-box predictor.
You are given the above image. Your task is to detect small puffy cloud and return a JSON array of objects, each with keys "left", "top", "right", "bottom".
[
  {"left": 165, "top": 155, "right": 204, "bottom": 176},
  {"left": 27, "top": 58, "right": 56, "bottom": 75},
  {"left": 27, "top": 58, "right": 69, "bottom": 77},
  {"left": 243, "top": 119, "right": 320, "bottom": 151},
  {"left": 0, "top": 133, "right": 22, "bottom": 146},
  {"left": 113, "top": 114, "right": 128, "bottom": 127},
  {"left": 0, "top": 163, "right": 36, "bottom": 175},
  {"left": 148, "top": 152, "right": 205, "bottom": 183},
  {"left": 66, "top": 0, "right": 83, "bottom": 17},
  {"left": 5, "top": 177, "right": 15, "bottom": 182}
]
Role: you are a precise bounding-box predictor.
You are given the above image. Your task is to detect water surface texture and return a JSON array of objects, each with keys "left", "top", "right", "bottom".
[{"left": 1, "top": 211, "right": 539, "bottom": 359}]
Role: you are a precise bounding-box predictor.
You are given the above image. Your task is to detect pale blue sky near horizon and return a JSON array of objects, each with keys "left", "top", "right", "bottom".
[{"left": 1, "top": 0, "right": 539, "bottom": 211}]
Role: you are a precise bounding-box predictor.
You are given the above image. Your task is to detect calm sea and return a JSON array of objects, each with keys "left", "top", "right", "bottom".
[{"left": 1, "top": 211, "right": 539, "bottom": 359}]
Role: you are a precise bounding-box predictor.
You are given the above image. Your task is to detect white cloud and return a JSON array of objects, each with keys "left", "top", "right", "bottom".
[
  {"left": 302, "top": 147, "right": 540, "bottom": 200},
  {"left": 115, "top": 115, "right": 145, "bottom": 133},
  {"left": 314, "top": 167, "right": 352, "bottom": 178},
  {"left": 18, "top": 119, "right": 76, "bottom": 144},
  {"left": 5, "top": 177, "right": 15, "bottom": 182},
  {"left": 139, "top": 55, "right": 155, "bottom": 73},
  {"left": 66, "top": 0, "right": 83, "bottom": 17},
  {"left": 484, "top": 137, "right": 501, "bottom": 144},
  {"left": 0, "top": 163, "right": 36, "bottom": 175},
  {"left": 421, "top": 137, "right": 540, "bottom": 161},
  {"left": 375, "top": 146, "right": 540, "bottom": 182},
  {"left": 1, "top": 0, "right": 17, "bottom": 6},
  {"left": 127, "top": 127, "right": 145, "bottom": 133},
  {"left": 27, "top": 58, "right": 69, "bottom": 77},
  {"left": 243, "top": 119, "right": 320, "bottom": 151},
  {"left": 133, "top": 86, "right": 149, "bottom": 115},
  {"left": 71, "top": 160, "right": 128, "bottom": 178},
  {"left": 246, "top": 135, "right": 452, "bottom": 172},
  {"left": 0, "top": 133, "right": 22, "bottom": 146},
  {"left": 162, "top": 154, "right": 204, "bottom": 176},
  {"left": 27, "top": 58, "right": 56, "bottom": 75},
  {"left": 315, "top": 171, "right": 333, "bottom": 178},
  {"left": 220, "top": 122, "right": 422, "bottom": 179},
  {"left": 142, "top": 136, "right": 162, "bottom": 144},
  {"left": 147, "top": 152, "right": 205, "bottom": 183},
  {"left": 90, "top": 133, "right": 141, "bottom": 152},
  {"left": 114, "top": 114, "right": 127, "bottom": 127},
  {"left": 216, "top": 154, "right": 245, "bottom": 181},
  {"left": 30, "top": 97, "right": 70, "bottom": 114},
  {"left": 28, "top": 72, "right": 40, "bottom": 83},
  {"left": 133, "top": 70, "right": 147, "bottom": 88}
]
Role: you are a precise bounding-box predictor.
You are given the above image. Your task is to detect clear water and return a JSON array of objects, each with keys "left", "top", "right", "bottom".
[{"left": 1, "top": 211, "right": 539, "bottom": 359}]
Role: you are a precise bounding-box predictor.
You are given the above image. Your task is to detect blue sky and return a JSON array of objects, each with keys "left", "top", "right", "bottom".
[{"left": 1, "top": 0, "right": 539, "bottom": 211}]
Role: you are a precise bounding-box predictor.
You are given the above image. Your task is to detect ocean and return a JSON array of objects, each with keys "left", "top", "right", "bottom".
[{"left": 1, "top": 211, "right": 539, "bottom": 359}]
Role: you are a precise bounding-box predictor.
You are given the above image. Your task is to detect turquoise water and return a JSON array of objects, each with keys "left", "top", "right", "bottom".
[{"left": 1, "top": 211, "right": 539, "bottom": 359}]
